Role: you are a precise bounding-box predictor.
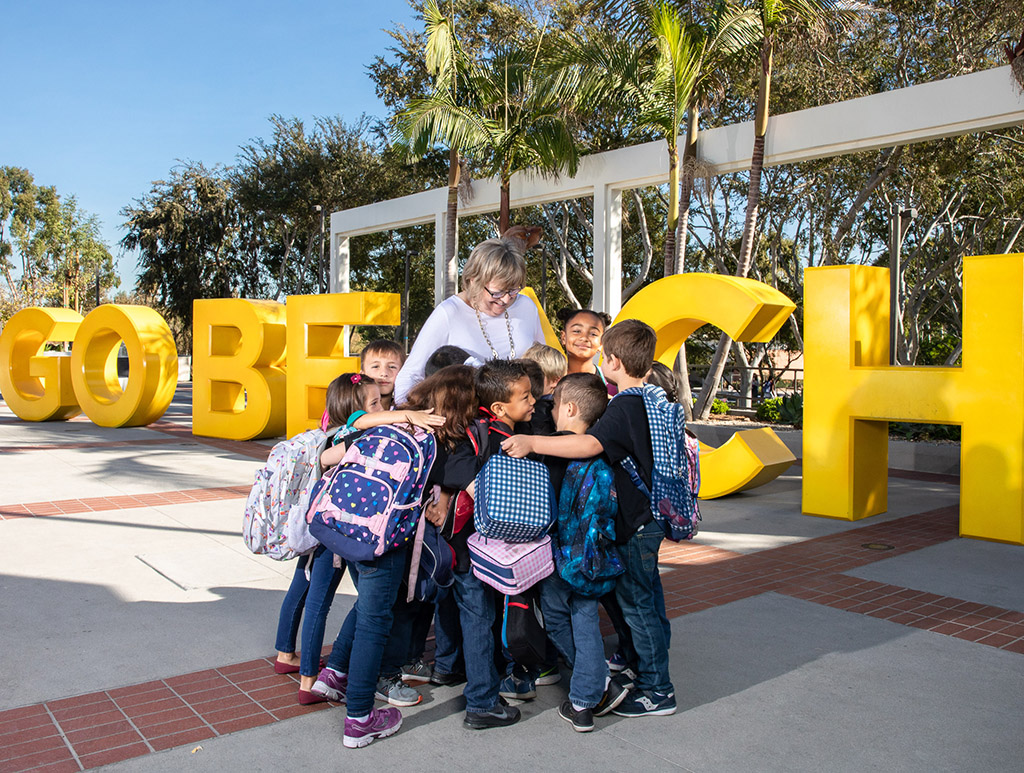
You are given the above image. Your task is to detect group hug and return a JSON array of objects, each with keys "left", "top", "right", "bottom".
[{"left": 245, "top": 229, "right": 700, "bottom": 749}]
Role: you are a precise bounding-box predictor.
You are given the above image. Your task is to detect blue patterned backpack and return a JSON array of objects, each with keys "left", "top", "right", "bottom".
[
  {"left": 554, "top": 459, "right": 624, "bottom": 597},
  {"left": 306, "top": 426, "right": 437, "bottom": 562},
  {"left": 619, "top": 384, "right": 701, "bottom": 541}
]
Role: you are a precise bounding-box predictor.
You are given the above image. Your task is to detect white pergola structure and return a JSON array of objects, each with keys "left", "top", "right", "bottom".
[{"left": 330, "top": 66, "right": 1024, "bottom": 317}]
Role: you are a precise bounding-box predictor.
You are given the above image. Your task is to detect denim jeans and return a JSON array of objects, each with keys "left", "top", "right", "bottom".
[
  {"left": 273, "top": 546, "right": 344, "bottom": 677},
  {"left": 540, "top": 574, "right": 607, "bottom": 708},
  {"left": 601, "top": 591, "right": 638, "bottom": 668},
  {"left": 451, "top": 569, "right": 499, "bottom": 713},
  {"left": 431, "top": 588, "right": 464, "bottom": 675},
  {"left": 324, "top": 548, "right": 407, "bottom": 716},
  {"left": 614, "top": 520, "right": 673, "bottom": 693}
]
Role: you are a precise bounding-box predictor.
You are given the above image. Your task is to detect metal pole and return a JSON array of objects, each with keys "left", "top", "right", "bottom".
[
  {"left": 316, "top": 205, "right": 326, "bottom": 294},
  {"left": 403, "top": 251, "right": 411, "bottom": 354},
  {"left": 889, "top": 203, "right": 900, "bottom": 366},
  {"left": 540, "top": 247, "right": 547, "bottom": 313}
]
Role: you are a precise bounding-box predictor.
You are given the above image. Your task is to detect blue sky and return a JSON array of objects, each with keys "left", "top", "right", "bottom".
[{"left": 1, "top": 0, "right": 420, "bottom": 287}]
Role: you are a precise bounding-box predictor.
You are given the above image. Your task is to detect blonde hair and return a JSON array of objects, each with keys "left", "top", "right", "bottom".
[
  {"left": 461, "top": 237, "right": 527, "bottom": 296},
  {"left": 522, "top": 343, "right": 567, "bottom": 384}
]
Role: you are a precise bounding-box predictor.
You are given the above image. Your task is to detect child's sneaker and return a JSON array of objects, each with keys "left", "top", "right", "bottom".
[
  {"left": 343, "top": 707, "right": 402, "bottom": 748},
  {"left": 536, "top": 664, "right": 561, "bottom": 685},
  {"left": 463, "top": 698, "right": 522, "bottom": 730},
  {"left": 612, "top": 688, "right": 677, "bottom": 717},
  {"left": 592, "top": 677, "right": 629, "bottom": 717},
  {"left": 311, "top": 667, "right": 347, "bottom": 702},
  {"left": 558, "top": 700, "right": 594, "bottom": 732},
  {"left": 498, "top": 672, "right": 537, "bottom": 701},
  {"left": 401, "top": 659, "right": 431, "bottom": 684},
  {"left": 607, "top": 651, "right": 628, "bottom": 672},
  {"left": 614, "top": 667, "right": 637, "bottom": 691},
  {"left": 375, "top": 674, "right": 422, "bottom": 706}
]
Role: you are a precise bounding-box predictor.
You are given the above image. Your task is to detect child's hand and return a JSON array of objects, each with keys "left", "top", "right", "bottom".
[
  {"left": 403, "top": 408, "right": 446, "bottom": 430},
  {"left": 501, "top": 435, "right": 533, "bottom": 458}
]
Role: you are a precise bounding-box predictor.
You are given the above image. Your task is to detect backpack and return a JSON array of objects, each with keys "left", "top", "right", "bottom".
[
  {"left": 618, "top": 384, "right": 702, "bottom": 541},
  {"left": 501, "top": 587, "right": 548, "bottom": 666},
  {"left": 467, "top": 533, "right": 554, "bottom": 595},
  {"left": 406, "top": 511, "right": 456, "bottom": 603},
  {"left": 306, "top": 425, "right": 437, "bottom": 563},
  {"left": 554, "top": 459, "right": 624, "bottom": 597},
  {"left": 474, "top": 450, "right": 556, "bottom": 543},
  {"left": 243, "top": 428, "right": 328, "bottom": 560}
]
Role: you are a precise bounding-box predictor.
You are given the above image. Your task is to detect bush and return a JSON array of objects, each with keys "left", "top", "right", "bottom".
[
  {"left": 756, "top": 397, "right": 782, "bottom": 422},
  {"left": 710, "top": 397, "right": 729, "bottom": 415},
  {"left": 779, "top": 393, "right": 803, "bottom": 427}
]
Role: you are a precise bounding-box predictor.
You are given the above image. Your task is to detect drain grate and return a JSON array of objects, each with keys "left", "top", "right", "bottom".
[{"left": 862, "top": 542, "right": 895, "bottom": 551}]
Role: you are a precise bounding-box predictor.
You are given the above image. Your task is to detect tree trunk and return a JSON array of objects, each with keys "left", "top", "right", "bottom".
[
  {"left": 499, "top": 178, "right": 511, "bottom": 234},
  {"left": 696, "top": 41, "right": 772, "bottom": 421},
  {"left": 675, "top": 106, "right": 699, "bottom": 275},
  {"left": 444, "top": 147, "right": 460, "bottom": 297},
  {"left": 662, "top": 143, "right": 680, "bottom": 276}
]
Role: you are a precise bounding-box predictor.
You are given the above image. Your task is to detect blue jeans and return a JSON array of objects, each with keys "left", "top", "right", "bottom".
[
  {"left": 614, "top": 520, "right": 673, "bottom": 693},
  {"left": 324, "top": 548, "right": 407, "bottom": 716},
  {"left": 274, "top": 546, "right": 344, "bottom": 677},
  {"left": 431, "top": 588, "right": 464, "bottom": 675},
  {"left": 451, "top": 570, "right": 499, "bottom": 713},
  {"left": 540, "top": 574, "right": 607, "bottom": 708}
]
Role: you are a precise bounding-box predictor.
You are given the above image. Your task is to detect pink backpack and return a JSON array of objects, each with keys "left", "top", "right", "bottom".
[{"left": 467, "top": 533, "right": 554, "bottom": 595}]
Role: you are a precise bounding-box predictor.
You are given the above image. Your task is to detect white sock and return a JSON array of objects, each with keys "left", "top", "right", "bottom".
[
  {"left": 572, "top": 702, "right": 587, "bottom": 712},
  {"left": 604, "top": 675, "right": 611, "bottom": 690},
  {"left": 348, "top": 713, "right": 369, "bottom": 723}
]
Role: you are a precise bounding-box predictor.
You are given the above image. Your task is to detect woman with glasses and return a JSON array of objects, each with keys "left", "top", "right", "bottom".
[{"left": 393, "top": 233, "right": 546, "bottom": 403}]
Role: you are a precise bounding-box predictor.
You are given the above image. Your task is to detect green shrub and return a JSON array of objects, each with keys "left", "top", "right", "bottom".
[
  {"left": 779, "top": 393, "right": 803, "bottom": 427},
  {"left": 756, "top": 397, "right": 782, "bottom": 422},
  {"left": 710, "top": 397, "right": 729, "bottom": 415},
  {"left": 889, "top": 422, "right": 960, "bottom": 441}
]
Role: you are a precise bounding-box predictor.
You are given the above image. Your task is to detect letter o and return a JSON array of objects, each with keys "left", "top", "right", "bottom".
[{"left": 70, "top": 304, "right": 178, "bottom": 427}]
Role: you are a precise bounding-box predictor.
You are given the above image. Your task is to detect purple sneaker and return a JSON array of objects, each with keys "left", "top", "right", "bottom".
[
  {"left": 311, "top": 667, "right": 348, "bottom": 702},
  {"left": 343, "top": 707, "right": 403, "bottom": 748}
]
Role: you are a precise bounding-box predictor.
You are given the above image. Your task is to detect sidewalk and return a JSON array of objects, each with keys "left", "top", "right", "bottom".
[{"left": 1, "top": 385, "right": 1022, "bottom": 772}]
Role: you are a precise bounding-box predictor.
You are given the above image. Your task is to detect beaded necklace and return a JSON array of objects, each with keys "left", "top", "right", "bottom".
[{"left": 474, "top": 305, "right": 516, "bottom": 360}]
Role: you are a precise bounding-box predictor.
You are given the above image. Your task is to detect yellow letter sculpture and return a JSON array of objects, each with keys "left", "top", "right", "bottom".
[
  {"left": 192, "top": 299, "right": 287, "bottom": 440},
  {"left": 804, "top": 256, "right": 1024, "bottom": 544},
  {"left": 0, "top": 307, "right": 83, "bottom": 421},
  {"left": 69, "top": 305, "right": 178, "bottom": 427},
  {"left": 615, "top": 274, "right": 797, "bottom": 499},
  {"left": 286, "top": 293, "right": 401, "bottom": 438}
]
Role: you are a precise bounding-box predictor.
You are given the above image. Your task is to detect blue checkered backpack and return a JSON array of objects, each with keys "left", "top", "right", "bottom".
[
  {"left": 619, "top": 384, "right": 701, "bottom": 541},
  {"left": 306, "top": 425, "right": 437, "bottom": 562},
  {"left": 474, "top": 450, "right": 556, "bottom": 543}
]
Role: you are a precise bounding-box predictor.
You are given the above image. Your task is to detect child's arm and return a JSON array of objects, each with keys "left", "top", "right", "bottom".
[
  {"left": 502, "top": 432, "right": 603, "bottom": 459},
  {"left": 352, "top": 408, "right": 446, "bottom": 431},
  {"left": 320, "top": 443, "right": 348, "bottom": 469}
]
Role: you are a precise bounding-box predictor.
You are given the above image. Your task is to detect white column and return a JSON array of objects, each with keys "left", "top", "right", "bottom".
[
  {"left": 434, "top": 212, "right": 447, "bottom": 305},
  {"left": 331, "top": 234, "right": 351, "bottom": 294},
  {"left": 592, "top": 184, "right": 623, "bottom": 316}
]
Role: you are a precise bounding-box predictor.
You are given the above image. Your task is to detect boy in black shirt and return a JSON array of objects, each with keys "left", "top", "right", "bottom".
[{"left": 502, "top": 320, "right": 676, "bottom": 717}]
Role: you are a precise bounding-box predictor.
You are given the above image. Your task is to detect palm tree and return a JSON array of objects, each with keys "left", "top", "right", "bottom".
[
  {"left": 396, "top": 14, "right": 580, "bottom": 238},
  {"left": 694, "top": 0, "right": 868, "bottom": 419}
]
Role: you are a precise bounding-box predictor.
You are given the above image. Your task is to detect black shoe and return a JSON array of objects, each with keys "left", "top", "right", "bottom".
[
  {"left": 464, "top": 698, "right": 522, "bottom": 730},
  {"left": 558, "top": 700, "right": 594, "bottom": 732},
  {"left": 612, "top": 668, "right": 636, "bottom": 691},
  {"left": 593, "top": 677, "right": 629, "bottom": 717},
  {"left": 430, "top": 669, "right": 467, "bottom": 687}
]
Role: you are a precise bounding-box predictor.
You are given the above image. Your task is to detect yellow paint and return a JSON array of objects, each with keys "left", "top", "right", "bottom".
[
  {"left": 285, "top": 292, "right": 401, "bottom": 437},
  {"left": 696, "top": 428, "right": 796, "bottom": 498},
  {"left": 69, "top": 305, "right": 178, "bottom": 427},
  {"left": 520, "top": 287, "right": 564, "bottom": 351},
  {"left": 0, "top": 307, "right": 83, "bottom": 421},
  {"left": 192, "top": 299, "right": 287, "bottom": 440},
  {"left": 803, "top": 257, "right": 1024, "bottom": 544},
  {"left": 616, "top": 273, "right": 797, "bottom": 498}
]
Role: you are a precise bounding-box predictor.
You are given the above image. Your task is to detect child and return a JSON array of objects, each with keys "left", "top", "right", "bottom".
[
  {"left": 277, "top": 372, "right": 440, "bottom": 706},
  {"left": 502, "top": 320, "right": 677, "bottom": 717},
  {"left": 437, "top": 359, "right": 535, "bottom": 730},
  {"left": 360, "top": 339, "right": 406, "bottom": 411},
  {"left": 424, "top": 344, "right": 475, "bottom": 377},
  {"left": 522, "top": 343, "right": 567, "bottom": 436},
  {"left": 646, "top": 361, "right": 679, "bottom": 403},
  {"left": 301, "top": 373, "right": 443, "bottom": 747},
  {"left": 538, "top": 373, "right": 629, "bottom": 731}
]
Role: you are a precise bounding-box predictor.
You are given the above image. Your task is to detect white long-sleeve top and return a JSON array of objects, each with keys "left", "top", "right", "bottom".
[{"left": 394, "top": 293, "right": 545, "bottom": 403}]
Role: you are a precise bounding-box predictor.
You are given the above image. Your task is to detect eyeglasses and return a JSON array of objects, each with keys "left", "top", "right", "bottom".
[{"left": 483, "top": 286, "right": 521, "bottom": 301}]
